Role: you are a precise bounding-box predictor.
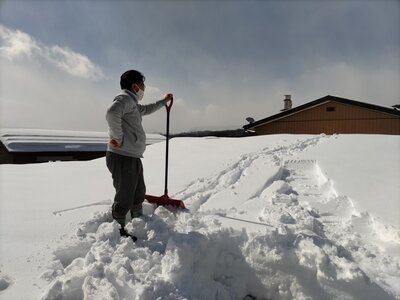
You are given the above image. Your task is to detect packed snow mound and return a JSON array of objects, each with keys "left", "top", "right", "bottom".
[
  {"left": 41, "top": 208, "right": 265, "bottom": 300},
  {"left": 41, "top": 205, "right": 394, "bottom": 300}
]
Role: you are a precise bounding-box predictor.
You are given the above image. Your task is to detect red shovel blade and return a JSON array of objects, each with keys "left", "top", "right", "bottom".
[{"left": 145, "top": 194, "right": 186, "bottom": 209}]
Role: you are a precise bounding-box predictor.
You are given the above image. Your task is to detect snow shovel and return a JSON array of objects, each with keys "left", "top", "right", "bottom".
[{"left": 145, "top": 97, "right": 186, "bottom": 209}]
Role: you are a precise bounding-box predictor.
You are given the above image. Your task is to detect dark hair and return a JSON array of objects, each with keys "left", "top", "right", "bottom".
[{"left": 120, "top": 70, "right": 145, "bottom": 91}]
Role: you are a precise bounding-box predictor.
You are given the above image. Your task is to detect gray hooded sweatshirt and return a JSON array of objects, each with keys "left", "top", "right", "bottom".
[{"left": 106, "top": 89, "right": 167, "bottom": 158}]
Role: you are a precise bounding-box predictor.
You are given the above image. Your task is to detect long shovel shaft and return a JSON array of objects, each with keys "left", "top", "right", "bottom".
[
  {"left": 164, "top": 108, "right": 170, "bottom": 196},
  {"left": 144, "top": 97, "right": 186, "bottom": 209}
]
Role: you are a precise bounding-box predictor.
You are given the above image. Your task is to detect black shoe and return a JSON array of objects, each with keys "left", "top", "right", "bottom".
[{"left": 119, "top": 228, "right": 137, "bottom": 242}]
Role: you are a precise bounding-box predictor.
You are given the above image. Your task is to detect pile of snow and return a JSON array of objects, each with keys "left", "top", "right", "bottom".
[
  {"left": 0, "top": 134, "right": 399, "bottom": 299},
  {"left": 40, "top": 208, "right": 266, "bottom": 299}
]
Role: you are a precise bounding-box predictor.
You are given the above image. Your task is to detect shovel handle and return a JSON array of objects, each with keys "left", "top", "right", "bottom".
[{"left": 166, "top": 97, "right": 173, "bottom": 113}]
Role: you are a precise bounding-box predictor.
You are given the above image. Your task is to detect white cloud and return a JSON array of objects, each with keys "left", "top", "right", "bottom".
[
  {"left": 0, "top": 57, "right": 111, "bottom": 131},
  {"left": 47, "top": 45, "right": 104, "bottom": 80},
  {"left": 292, "top": 62, "right": 400, "bottom": 107},
  {"left": 0, "top": 24, "right": 104, "bottom": 80},
  {"left": 0, "top": 25, "right": 39, "bottom": 59}
]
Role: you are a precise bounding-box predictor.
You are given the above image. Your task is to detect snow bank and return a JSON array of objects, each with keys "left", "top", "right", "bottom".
[
  {"left": 39, "top": 204, "right": 393, "bottom": 300},
  {"left": 296, "top": 135, "right": 400, "bottom": 227},
  {"left": 40, "top": 208, "right": 265, "bottom": 300},
  {"left": 1, "top": 134, "right": 399, "bottom": 299}
]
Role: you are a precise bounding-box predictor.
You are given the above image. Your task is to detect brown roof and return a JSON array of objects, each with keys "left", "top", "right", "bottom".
[{"left": 243, "top": 95, "right": 400, "bottom": 130}]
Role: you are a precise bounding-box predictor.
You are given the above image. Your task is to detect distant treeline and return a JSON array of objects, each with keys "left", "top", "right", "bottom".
[{"left": 167, "top": 129, "right": 253, "bottom": 138}]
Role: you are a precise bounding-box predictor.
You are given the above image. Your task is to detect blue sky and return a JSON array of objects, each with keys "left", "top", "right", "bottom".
[{"left": 0, "top": 0, "right": 399, "bottom": 133}]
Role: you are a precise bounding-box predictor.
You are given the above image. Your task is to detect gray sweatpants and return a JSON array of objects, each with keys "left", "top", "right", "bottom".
[{"left": 106, "top": 151, "right": 146, "bottom": 227}]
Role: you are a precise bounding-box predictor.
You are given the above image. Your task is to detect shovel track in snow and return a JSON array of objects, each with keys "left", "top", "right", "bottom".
[{"left": 176, "top": 136, "right": 325, "bottom": 211}]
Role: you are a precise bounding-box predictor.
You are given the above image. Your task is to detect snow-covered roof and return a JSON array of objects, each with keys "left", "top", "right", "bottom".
[
  {"left": 0, "top": 129, "right": 165, "bottom": 152},
  {"left": 147, "top": 134, "right": 166, "bottom": 145}
]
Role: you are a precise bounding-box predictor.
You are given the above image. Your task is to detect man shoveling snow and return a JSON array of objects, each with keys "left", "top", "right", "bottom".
[{"left": 105, "top": 69, "right": 173, "bottom": 240}]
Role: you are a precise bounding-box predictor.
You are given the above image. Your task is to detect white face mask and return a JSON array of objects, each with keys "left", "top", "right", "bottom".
[{"left": 135, "top": 88, "right": 144, "bottom": 101}]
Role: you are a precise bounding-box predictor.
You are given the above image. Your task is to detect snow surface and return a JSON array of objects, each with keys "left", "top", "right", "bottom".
[{"left": 0, "top": 134, "right": 399, "bottom": 299}]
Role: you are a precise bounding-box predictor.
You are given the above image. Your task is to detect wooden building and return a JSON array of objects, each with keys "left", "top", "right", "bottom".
[{"left": 243, "top": 95, "right": 400, "bottom": 135}]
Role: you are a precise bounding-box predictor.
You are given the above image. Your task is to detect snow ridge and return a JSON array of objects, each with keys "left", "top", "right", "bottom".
[
  {"left": 177, "top": 136, "right": 325, "bottom": 212},
  {"left": 40, "top": 209, "right": 266, "bottom": 300}
]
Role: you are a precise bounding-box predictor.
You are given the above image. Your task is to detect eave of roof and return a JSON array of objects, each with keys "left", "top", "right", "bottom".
[{"left": 243, "top": 95, "right": 400, "bottom": 130}]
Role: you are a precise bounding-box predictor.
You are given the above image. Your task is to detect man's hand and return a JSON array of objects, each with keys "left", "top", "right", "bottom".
[
  {"left": 110, "top": 138, "right": 121, "bottom": 148},
  {"left": 163, "top": 93, "right": 173, "bottom": 104}
]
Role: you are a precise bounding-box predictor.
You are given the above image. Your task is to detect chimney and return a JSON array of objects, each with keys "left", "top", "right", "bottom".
[{"left": 281, "top": 95, "right": 292, "bottom": 111}]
